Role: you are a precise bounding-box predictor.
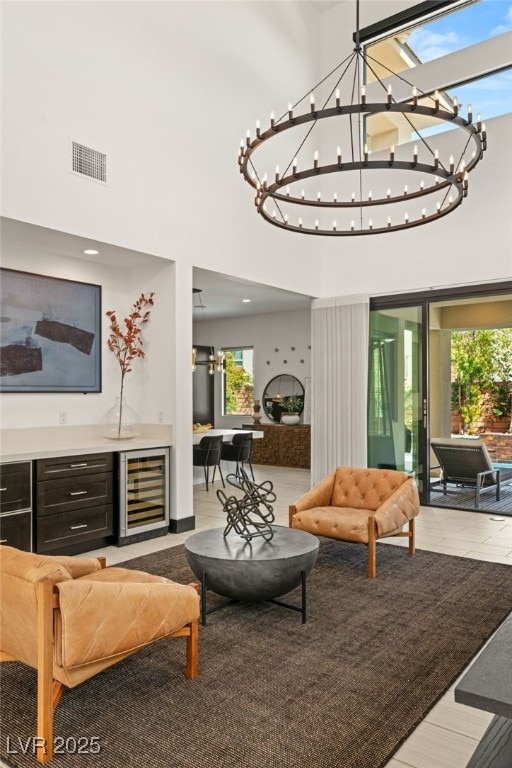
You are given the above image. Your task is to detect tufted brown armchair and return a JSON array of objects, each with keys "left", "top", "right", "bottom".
[
  {"left": 289, "top": 467, "right": 420, "bottom": 578},
  {"left": 0, "top": 545, "right": 200, "bottom": 763}
]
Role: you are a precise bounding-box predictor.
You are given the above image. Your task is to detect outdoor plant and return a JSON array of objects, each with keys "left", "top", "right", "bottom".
[
  {"left": 224, "top": 350, "right": 253, "bottom": 415},
  {"left": 106, "top": 292, "right": 155, "bottom": 438}
]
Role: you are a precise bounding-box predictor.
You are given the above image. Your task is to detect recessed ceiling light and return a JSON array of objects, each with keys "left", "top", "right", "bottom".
[
  {"left": 242, "top": 298, "right": 251, "bottom": 303},
  {"left": 83, "top": 249, "right": 99, "bottom": 255}
]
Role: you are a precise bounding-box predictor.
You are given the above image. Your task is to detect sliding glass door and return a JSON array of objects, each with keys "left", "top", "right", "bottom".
[
  {"left": 369, "top": 282, "right": 512, "bottom": 508},
  {"left": 368, "top": 304, "right": 425, "bottom": 496}
]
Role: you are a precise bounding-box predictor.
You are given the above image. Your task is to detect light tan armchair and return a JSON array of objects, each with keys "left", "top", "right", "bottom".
[
  {"left": 0, "top": 545, "right": 200, "bottom": 763},
  {"left": 289, "top": 467, "right": 420, "bottom": 578}
]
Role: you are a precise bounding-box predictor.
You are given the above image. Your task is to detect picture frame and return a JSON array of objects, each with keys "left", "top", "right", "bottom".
[{"left": 0, "top": 268, "right": 101, "bottom": 393}]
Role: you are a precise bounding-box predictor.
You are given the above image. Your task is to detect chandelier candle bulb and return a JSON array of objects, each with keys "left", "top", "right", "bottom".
[
  {"left": 404, "top": 212, "right": 409, "bottom": 223},
  {"left": 237, "top": 0, "right": 487, "bottom": 236},
  {"left": 299, "top": 217, "right": 303, "bottom": 228},
  {"left": 437, "top": 202, "right": 441, "bottom": 213},
  {"left": 284, "top": 214, "right": 289, "bottom": 225},
  {"left": 263, "top": 173, "right": 268, "bottom": 189},
  {"left": 369, "top": 220, "right": 373, "bottom": 230}
]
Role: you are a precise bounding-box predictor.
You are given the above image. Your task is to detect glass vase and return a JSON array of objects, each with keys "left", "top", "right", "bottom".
[{"left": 101, "top": 396, "right": 140, "bottom": 439}]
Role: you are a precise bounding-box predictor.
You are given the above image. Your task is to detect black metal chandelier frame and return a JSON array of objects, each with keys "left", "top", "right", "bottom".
[{"left": 238, "top": 1, "right": 487, "bottom": 236}]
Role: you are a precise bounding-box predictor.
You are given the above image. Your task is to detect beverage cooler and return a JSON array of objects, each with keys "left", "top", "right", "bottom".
[{"left": 118, "top": 448, "right": 170, "bottom": 545}]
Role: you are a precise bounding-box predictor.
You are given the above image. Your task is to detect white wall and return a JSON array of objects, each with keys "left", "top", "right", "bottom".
[
  {"left": 0, "top": 0, "right": 324, "bottom": 299},
  {"left": 0, "top": 242, "right": 174, "bottom": 429},
  {"left": 193, "top": 308, "right": 311, "bottom": 427}
]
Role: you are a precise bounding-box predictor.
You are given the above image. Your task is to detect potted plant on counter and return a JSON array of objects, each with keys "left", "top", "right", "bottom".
[{"left": 281, "top": 395, "right": 304, "bottom": 426}]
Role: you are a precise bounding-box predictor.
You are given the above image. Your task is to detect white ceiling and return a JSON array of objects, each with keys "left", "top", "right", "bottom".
[
  {"left": 193, "top": 267, "right": 312, "bottom": 320},
  {"left": 1, "top": 218, "right": 313, "bottom": 320}
]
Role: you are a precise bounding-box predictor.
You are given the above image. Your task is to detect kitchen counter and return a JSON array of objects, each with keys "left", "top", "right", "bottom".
[{"left": 0, "top": 424, "right": 173, "bottom": 462}]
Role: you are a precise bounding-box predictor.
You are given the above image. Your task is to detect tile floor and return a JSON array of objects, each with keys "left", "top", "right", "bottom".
[{"left": 81, "top": 465, "right": 512, "bottom": 768}]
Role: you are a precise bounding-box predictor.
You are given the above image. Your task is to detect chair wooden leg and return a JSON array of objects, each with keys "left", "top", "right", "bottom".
[
  {"left": 367, "top": 518, "right": 377, "bottom": 578},
  {"left": 409, "top": 517, "right": 416, "bottom": 555},
  {"left": 186, "top": 619, "right": 199, "bottom": 680},
  {"left": 37, "top": 581, "right": 55, "bottom": 763}
]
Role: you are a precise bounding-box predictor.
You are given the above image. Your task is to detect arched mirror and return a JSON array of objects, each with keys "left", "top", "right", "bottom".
[{"left": 262, "top": 374, "right": 305, "bottom": 423}]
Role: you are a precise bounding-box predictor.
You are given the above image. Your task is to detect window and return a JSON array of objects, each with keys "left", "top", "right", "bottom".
[
  {"left": 363, "top": 0, "right": 512, "bottom": 150},
  {"left": 222, "top": 347, "right": 254, "bottom": 416}
]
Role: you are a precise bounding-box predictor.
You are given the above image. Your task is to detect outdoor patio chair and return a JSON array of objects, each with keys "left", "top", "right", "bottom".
[{"left": 430, "top": 437, "right": 512, "bottom": 509}]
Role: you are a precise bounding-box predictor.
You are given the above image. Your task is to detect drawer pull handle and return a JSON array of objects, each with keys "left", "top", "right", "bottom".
[
  {"left": 69, "top": 490, "right": 88, "bottom": 497},
  {"left": 69, "top": 463, "right": 88, "bottom": 468},
  {"left": 70, "top": 524, "right": 88, "bottom": 530},
  {"left": 0, "top": 539, "right": 7, "bottom": 544},
  {"left": 0, "top": 488, "right": 7, "bottom": 492}
]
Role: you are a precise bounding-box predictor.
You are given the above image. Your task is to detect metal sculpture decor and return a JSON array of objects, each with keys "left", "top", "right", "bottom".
[
  {"left": 217, "top": 469, "right": 277, "bottom": 542},
  {"left": 237, "top": 0, "right": 486, "bottom": 236}
]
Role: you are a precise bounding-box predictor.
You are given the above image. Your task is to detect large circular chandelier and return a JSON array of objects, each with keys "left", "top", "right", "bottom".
[{"left": 238, "top": 1, "right": 487, "bottom": 236}]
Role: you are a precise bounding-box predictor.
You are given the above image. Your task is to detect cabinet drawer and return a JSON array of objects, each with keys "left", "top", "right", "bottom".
[
  {"left": 37, "top": 473, "right": 113, "bottom": 517},
  {"left": 0, "top": 511, "right": 32, "bottom": 551},
  {"left": 36, "top": 505, "right": 113, "bottom": 553},
  {"left": 0, "top": 462, "right": 31, "bottom": 514},
  {"left": 36, "top": 453, "right": 113, "bottom": 481}
]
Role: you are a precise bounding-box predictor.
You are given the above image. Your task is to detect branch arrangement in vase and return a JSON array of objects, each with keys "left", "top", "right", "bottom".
[{"left": 106, "top": 292, "right": 155, "bottom": 438}]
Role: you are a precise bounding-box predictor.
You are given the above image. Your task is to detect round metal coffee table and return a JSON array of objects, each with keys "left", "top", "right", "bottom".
[{"left": 184, "top": 526, "right": 319, "bottom": 624}]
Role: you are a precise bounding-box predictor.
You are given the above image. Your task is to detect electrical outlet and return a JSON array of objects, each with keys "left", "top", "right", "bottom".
[
  {"left": 59, "top": 411, "right": 67, "bottom": 425},
  {"left": 157, "top": 411, "right": 164, "bottom": 424}
]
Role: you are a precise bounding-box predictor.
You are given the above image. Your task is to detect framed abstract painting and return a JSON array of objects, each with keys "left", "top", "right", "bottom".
[{"left": 0, "top": 268, "right": 101, "bottom": 393}]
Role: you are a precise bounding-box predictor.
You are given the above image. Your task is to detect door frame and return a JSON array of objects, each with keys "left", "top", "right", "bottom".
[{"left": 370, "top": 280, "right": 512, "bottom": 505}]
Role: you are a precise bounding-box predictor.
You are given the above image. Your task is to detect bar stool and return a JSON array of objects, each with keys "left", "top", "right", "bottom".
[
  {"left": 193, "top": 435, "right": 225, "bottom": 491},
  {"left": 220, "top": 433, "right": 254, "bottom": 481}
]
